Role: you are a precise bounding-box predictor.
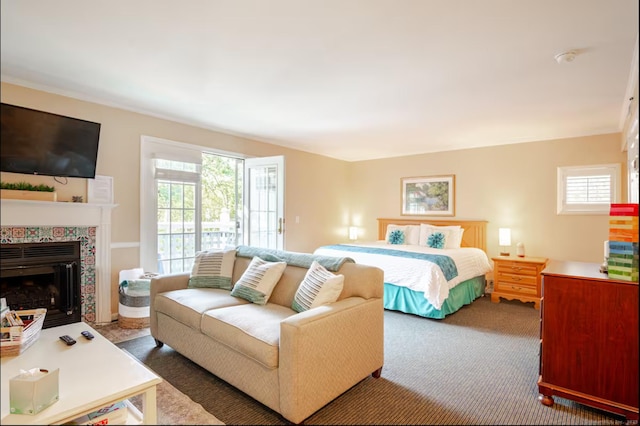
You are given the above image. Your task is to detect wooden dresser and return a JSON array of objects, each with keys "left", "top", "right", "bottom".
[
  {"left": 491, "top": 256, "right": 548, "bottom": 309},
  {"left": 539, "top": 260, "right": 639, "bottom": 421}
]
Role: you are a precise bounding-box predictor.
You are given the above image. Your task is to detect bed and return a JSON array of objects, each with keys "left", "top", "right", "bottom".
[{"left": 313, "top": 218, "right": 492, "bottom": 319}]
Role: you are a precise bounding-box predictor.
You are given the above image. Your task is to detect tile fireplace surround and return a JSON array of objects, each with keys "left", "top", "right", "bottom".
[{"left": 0, "top": 199, "right": 116, "bottom": 325}]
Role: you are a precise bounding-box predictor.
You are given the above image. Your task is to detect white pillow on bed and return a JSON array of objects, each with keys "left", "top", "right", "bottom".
[
  {"left": 385, "top": 225, "right": 420, "bottom": 245},
  {"left": 419, "top": 224, "right": 464, "bottom": 249}
]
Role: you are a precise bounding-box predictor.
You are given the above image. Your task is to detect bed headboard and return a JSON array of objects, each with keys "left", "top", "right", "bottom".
[{"left": 377, "top": 218, "right": 487, "bottom": 252}]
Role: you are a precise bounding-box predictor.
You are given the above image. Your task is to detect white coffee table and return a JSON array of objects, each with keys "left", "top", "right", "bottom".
[{"left": 1, "top": 321, "right": 161, "bottom": 425}]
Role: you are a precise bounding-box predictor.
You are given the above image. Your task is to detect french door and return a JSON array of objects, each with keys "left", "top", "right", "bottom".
[
  {"left": 244, "top": 156, "right": 285, "bottom": 250},
  {"left": 140, "top": 136, "right": 285, "bottom": 273}
]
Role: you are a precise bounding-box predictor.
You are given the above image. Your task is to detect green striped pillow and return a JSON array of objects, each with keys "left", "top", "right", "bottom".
[
  {"left": 188, "top": 248, "right": 237, "bottom": 290},
  {"left": 292, "top": 261, "right": 344, "bottom": 313},
  {"left": 230, "top": 257, "right": 286, "bottom": 304}
]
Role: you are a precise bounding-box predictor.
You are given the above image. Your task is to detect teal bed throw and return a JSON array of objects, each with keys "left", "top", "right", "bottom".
[{"left": 319, "top": 244, "right": 458, "bottom": 281}]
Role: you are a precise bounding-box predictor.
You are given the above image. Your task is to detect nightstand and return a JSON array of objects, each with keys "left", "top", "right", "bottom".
[{"left": 491, "top": 256, "right": 548, "bottom": 309}]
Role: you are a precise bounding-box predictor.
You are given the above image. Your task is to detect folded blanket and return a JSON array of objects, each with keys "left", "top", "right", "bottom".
[
  {"left": 236, "top": 245, "right": 354, "bottom": 272},
  {"left": 119, "top": 279, "right": 151, "bottom": 296}
]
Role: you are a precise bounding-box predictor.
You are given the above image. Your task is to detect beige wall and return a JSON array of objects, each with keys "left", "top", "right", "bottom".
[
  {"left": 349, "top": 134, "right": 627, "bottom": 262},
  {"left": 1, "top": 82, "right": 350, "bottom": 316},
  {"left": 0, "top": 82, "right": 629, "bottom": 318}
]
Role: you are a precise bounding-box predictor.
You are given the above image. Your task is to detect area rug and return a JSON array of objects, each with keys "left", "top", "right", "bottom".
[{"left": 123, "top": 349, "right": 224, "bottom": 425}]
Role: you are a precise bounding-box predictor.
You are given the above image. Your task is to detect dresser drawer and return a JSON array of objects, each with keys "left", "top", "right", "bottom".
[
  {"left": 495, "top": 270, "right": 538, "bottom": 287},
  {"left": 495, "top": 281, "right": 538, "bottom": 296},
  {"left": 496, "top": 262, "right": 539, "bottom": 277}
]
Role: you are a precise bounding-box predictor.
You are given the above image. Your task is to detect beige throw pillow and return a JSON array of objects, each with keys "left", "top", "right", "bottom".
[
  {"left": 291, "top": 261, "right": 344, "bottom": 313},
  {"left": 230, "top": 256, "right": 286, "bottom": 305}
]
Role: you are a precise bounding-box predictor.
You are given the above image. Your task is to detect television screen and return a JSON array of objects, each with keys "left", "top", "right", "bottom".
[{"left": 0, "top": 103, "right": 101, "bottom": 178}]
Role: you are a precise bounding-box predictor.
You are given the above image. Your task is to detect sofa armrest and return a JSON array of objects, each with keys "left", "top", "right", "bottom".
[
  {"left": 149, "top": 272, "right": 190, "bottom": 337},
  {"left": 279, "top": 296, "right": 384, "bottom": 423}
]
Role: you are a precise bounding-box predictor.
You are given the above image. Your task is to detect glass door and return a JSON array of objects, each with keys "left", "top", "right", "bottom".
[{"left": 244, "top": 156, "right": 285, "bottom": 250}]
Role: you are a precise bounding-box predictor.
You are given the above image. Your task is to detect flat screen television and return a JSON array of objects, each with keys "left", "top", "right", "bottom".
[{"left": 0, "top": 103, "right": 101, "bottom": 178}]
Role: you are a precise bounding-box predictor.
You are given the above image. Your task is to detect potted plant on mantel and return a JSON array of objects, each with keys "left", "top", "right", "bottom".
[{"left": 0, "top": 181, "right": 58, "bottom": 202}]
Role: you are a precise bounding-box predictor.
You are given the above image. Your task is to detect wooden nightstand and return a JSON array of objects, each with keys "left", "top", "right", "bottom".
[{"left": 491, "top": 256, "right": 548, "bottom": 309}]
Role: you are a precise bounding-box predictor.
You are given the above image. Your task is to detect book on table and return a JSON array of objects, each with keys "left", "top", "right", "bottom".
[{"left": 66, "top": 400, "right": 128, "bottom": 425}]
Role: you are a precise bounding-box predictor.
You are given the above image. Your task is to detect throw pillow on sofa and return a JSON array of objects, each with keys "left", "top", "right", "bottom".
[
  {"left": 291, "top": 260, "right": 344, "bottom": 313},
  {"left": 188, "top": 248, "right": 237, "bottom": 290},
  {"left": 230, "top": 256, "right": 286, "bottom": 304}
]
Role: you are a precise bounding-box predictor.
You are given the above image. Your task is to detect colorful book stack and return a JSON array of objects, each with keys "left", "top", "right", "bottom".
[{"left": 608, "top": 203, "right": 639, "bottom": 282}]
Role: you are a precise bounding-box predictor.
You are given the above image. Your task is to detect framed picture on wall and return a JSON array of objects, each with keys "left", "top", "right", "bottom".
[{"left": 401, "top": 175, "right": 455, "bottom": 216}]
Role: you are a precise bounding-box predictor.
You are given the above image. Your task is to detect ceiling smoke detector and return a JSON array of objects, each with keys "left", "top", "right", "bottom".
[{"left": 554, "top": 50, "right": 577, "bottom": 64}]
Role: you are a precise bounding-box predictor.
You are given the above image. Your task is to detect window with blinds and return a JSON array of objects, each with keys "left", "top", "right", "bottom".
[
  {"left": 557, "top": 164, "right": 621, "bottom": 214},
  {"left": 154, "top": 158, "right": 201, "bottom": 274}
]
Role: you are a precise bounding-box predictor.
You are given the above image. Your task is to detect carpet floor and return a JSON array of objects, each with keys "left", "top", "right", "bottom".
[{"left": 117, "top": 296, "right": 628, "bottom": 425}]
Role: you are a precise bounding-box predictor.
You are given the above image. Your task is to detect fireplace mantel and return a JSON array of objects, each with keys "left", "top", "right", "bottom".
[{"left": 0, "top": 199, "right": 117, "bottom": 324}]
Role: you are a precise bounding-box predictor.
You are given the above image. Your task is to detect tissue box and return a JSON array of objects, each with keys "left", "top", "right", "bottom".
[{"left": 10, "top": 368, "right": 59, "bottom": 415}]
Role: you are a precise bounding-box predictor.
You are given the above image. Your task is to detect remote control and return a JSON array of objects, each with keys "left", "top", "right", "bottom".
[
  {"left": 81, "top": 330, "right": 94, "bottom": 340},
  {"left": 59, "top": 335, "right": 76, "bottom": 346}
]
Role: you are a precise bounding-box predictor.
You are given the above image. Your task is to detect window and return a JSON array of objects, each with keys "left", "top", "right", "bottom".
[
  {"left": 557, "top": 164, "right": 621, "bottom": 215},
  {"left": 155, "top": 158, "right": 201, "bottom": 274}
]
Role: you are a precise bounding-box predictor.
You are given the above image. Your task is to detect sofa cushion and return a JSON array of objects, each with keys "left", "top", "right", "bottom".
[
  {"left": 188, "top": 248, "right": 237, "bottom": 289},
  {"left": 155, "top": 288, "right": 249, "bottom": 330},
  {"left": 291, "top": 261, "right": 344, "bottom": 313},
  {"left": 230, "top": 257, "right": 286, "bottom": 305},
  {"left": 201, "top": 303, "right": 296, "bottom": 369}
]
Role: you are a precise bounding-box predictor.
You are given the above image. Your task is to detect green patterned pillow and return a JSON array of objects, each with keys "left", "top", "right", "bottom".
[
  {"left": 188, "top": 248, "right": 237, "bottom": 290},
  {"left": 388, "top": 229, "right": 405, "bottom": 245},
  {"left": 291, "top": 261, "right": 344, "bottom": 313},
  {"left": 230, "top": 257, "right": 286, "bottom": 304},
  {"left": 427, "top": 232, "right": 446, "bottom": 249}
]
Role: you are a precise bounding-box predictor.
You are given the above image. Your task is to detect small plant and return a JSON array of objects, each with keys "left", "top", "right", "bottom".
[{"left": 0, "top": 181, "right": 56, "bottom": 192}]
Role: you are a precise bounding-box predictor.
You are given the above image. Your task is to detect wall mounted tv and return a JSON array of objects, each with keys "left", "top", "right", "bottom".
[{"left": 1, "top": 103, "right": 101, "bottom": 178}]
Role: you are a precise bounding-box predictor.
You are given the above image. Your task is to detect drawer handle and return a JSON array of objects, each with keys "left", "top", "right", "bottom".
[
  {"left": 511, "top": 276, "right": 522, "bottom": 281},
  {"left": 511, "top": 286, "right": 522, "bottom": 291},
  {"left": 512, "top": 266, "right": 523, "bottom": 271}
]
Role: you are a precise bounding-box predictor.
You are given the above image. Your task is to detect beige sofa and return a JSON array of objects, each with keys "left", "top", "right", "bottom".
[{"left": 149, "top": 251, "right": 384, "bottom": 424}]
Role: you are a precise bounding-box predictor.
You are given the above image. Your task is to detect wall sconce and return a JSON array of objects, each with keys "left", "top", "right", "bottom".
[
  {"left": 498, "top": 228, "right": 511, "bottom": 256},
  {"left": 349, "top": 226, "right": 358, "bottom": 241}
]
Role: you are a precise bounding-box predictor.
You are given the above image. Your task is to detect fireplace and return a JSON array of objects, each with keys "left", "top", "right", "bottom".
[
  {"left": 0, "top": 241, "right": 82, "bottom": 329},
  {"left": 1, "top": 199, "right": 116, "bottom": 325}
]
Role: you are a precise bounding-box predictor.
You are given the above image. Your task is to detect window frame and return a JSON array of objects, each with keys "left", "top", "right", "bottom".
[{"left": 556, "top": 163, "right": 621, "bottom": 215}]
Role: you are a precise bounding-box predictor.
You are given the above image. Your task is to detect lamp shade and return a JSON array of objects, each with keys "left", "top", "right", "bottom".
[
  {"left": 349, "top": 226, "right": 358, "bottom": 241},
  {"left": 498, "top": 228, "right": 512, "bottom": 246}
]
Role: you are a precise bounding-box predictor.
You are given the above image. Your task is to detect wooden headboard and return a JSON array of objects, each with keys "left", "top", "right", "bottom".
[{"left": 377, "top": 218, "right": 487, "bottom": 252}]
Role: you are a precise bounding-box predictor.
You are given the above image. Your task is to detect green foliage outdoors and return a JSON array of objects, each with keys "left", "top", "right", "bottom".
[
  {"left": 155, "top": 153, "right": 241, "bottom": 226},
  {"left": 0, "top": 181, "right": 56, "bottom": 192}
]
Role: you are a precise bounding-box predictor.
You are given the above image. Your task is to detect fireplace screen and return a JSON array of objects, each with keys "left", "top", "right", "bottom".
[{"left": 0, "top": 241, "right": 81, "bottom": 329}]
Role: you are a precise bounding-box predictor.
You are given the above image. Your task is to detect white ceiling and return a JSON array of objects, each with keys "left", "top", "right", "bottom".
[{"left": 1, "top": 0, "right": 638, "bottom": 161}]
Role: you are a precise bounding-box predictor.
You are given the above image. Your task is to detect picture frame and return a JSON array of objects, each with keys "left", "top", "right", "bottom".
[{"left": 401, "top": 175, "right": 455, "bottom": 216}]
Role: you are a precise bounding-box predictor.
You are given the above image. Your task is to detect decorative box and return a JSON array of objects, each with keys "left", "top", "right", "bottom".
[{"left": 9, "top": 367, "right": 59, "bottom": 415}]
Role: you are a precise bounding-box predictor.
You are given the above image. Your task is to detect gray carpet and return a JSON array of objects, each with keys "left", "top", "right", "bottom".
[{"left": 117, "top": 296, "right": 626, "bottom": 425}]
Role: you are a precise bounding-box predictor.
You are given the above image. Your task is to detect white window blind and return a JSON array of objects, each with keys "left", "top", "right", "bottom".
[{"left": 557, "top": 164, "right": 621, "bottom": 214}]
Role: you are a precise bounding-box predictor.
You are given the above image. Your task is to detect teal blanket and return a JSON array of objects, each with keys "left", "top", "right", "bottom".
[
  {"left": 320, "top": 244, "right": 458, "bottom": 281},
  {"left": 236, "top": 245, "right": 354, "bottom": 272}
]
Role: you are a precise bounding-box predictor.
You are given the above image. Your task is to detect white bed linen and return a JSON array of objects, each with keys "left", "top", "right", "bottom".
[{"left": 314, "top": 241, "right": 492, "bottom": 310}]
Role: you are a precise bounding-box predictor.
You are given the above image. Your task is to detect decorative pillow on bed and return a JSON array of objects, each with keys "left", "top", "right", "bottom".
[
  {"left": 388, "top": 229, "right": 405, "bottom": 244},
  {"left": 385, "top": 225, "right": 420, "bottom": 245},
  {"left": 427, "top": 232, "right": 446, "bottom": 249},
  {"left": 188, "top": 248, "right": 237, "bottom": 289},
  {"left": 230, "top": 256, "right": 286, "bottom": 304},
  {"left": 291, "top": 261, "right": 345, "bottom": 313},
  {"left": 419, "top": 224, "right": 463, "bottom": 249}
]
